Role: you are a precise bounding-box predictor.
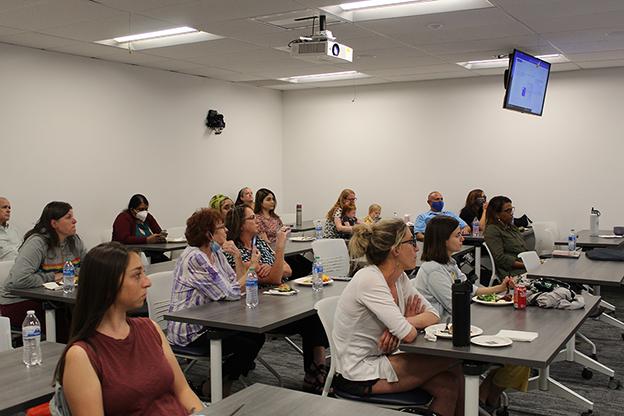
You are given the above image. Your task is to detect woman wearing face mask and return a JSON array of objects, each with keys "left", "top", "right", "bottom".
[
  {"left": 1, "top": 201, "right": 86, "bottom": 331},
  {"left": 167, "top": 208, "right": 264, "bottom": 398},
  {"left": 459, "top": 189, "right": 488, "bottom": 232},
  {"left": 235, "top": 187, "right": 254, "bottom": 208},
  {"left": 483, "top": 196, "right": 527, "bottom": 278},
  {"left": 112, "top": 194, "right": 168, "bottom": 262},
  {"left": 209, "top": 194, "right": 234, "bottom": 220}
]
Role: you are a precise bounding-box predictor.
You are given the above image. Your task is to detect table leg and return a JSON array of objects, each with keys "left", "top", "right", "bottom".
[
  {"left": 474, "top": 246, "right": 481, "bottom": 279},
  {"left": 45, "top": 309, "right": 56, "bottom": 343},
  {"left": 532, "top": 367, "right": 593, "bottom": 410},
  {"left": 210, "top": 338, "right": 222, "bottom": 402},
  {"left": 464, "top": 373, "right": 480, "bottom": 416},
  {"left": 554, "top": 334, "right": 615, "bottom": 378}
]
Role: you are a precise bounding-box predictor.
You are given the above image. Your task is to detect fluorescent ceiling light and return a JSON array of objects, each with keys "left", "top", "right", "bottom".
[
  {"left": 457, "top": 54, "right": 569, "bottom": 70},
  {"left": 339, "top": 0, "right": 423, "bottom": 11},
  {"left": 113, "top": 27, "right": 197, "bottom": 43},
  {"left": 96, "top": 27, "right": 223, "bottom": 50},
  {"left": 278, "top": 70, "right": 369, "bottom": 83}
]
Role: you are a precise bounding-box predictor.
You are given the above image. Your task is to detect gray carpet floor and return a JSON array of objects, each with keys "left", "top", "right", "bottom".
[{"left": 188, "top": 286, "right": 624, "bottom": 416}]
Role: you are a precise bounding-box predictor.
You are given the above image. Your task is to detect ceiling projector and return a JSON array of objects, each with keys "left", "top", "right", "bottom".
[{"left": 289, "top": 15, "right": 353, "bottom": 64}]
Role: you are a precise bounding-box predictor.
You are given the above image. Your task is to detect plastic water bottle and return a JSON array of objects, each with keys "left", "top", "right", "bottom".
[
  {"left": 472, "top": 217, "right": 480, "bottom": 237},
  {"left": 245, "top": 267, "right": 259, "bottom": 308},
  {"left": 568, "top": 229, "right": 577, "bottom": 252},
  {"left": 22, "top": 311, "right": 42, "bottom": 367},
  {"left": 312, "top": 256, "right": 324, "bottom": 293},
  {"left": 63, "top": 258, "right": 75, "bottom": 294},
  {"left": 315, "top": 221, "right": 323, "bottom": 240}
]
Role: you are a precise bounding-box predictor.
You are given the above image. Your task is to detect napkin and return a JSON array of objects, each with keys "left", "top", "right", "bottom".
[
  {"left": 263, "top": 289, "right": 298, "bottom": 296},
  {"left": 43, "top": 282, "right": 63, "bottom": 290},
  {"left": 496, "top": 330, "right": 538, "bottom": 342}
]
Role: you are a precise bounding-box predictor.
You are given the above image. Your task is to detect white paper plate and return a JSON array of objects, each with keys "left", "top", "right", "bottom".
[
  {"left": 293, "top": 276, "right": 333, "bottom": 286},
  {"left": 471, "top": 335, "right": 513, "bottom": 348},
  {"left": 167, "top": 237, "right": 186, "bottom": 243},
  {"left": 472, "top": 296, "right": 513, "bottom": 306},
  {"left": 425, "top": 323, "right": 483, "bottom": 339},
  {"left": 289, "top": 236, "right": 315, "bottom": 242}
]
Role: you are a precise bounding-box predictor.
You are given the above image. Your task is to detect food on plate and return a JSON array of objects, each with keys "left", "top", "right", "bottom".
[
  {"left": 477, "top": 293, "right": 512, "bottom": 303},
  {"left": 321, "top": 274, "right": 331, "bottom": 282},
  {"left": 275, "top": 283, "right": 295, "bottom": 292}
]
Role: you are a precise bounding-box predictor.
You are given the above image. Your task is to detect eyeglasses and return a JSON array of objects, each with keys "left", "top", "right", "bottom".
[
  {"left": 503, "top": 207, "right": 515, "bottom": 214},
  {"left": 399, "top": 238, "right": 418, "bottom": 248},
  {"left": 346, "top": 197, "right": 357, "bottom": 202},
  {"left": 216, "top": 224, "right": 226, "bottom": 230},
  {"left": 245, "top": 215, "right": 256, "bottom": 221}
]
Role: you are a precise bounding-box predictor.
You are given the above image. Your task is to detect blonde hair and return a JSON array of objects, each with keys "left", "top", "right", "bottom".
[
  {"left": 368, "top": 203, "right": 381, "bottom": 214},
  {"left": 349, "top": 218, "right": 409, "bottom": 266},
  {"left": 326, "top": 188, "right": 355, "bottom": 220}
]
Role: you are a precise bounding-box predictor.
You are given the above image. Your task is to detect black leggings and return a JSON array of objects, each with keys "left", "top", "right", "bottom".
[
  {"left": 188, "top": 330, "right": 265, "bottom": 380},
  {"left": 273, "top": 315, "right": 329, "bottom": 371}
]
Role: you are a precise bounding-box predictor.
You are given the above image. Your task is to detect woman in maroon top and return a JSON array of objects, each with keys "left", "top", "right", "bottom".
[
  {"left": 54, "top": 242, "right": 202, "bottom": 416},
  {"left": 112, "top": 194, "right": 168, "bottom": 263}
]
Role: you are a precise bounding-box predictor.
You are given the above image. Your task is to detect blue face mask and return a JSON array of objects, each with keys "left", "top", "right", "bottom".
[
  {"left": 431, "top": 201, "right": 444, "bottom": 212},
  {"left": 210, "top": 241, "right": 221, "bottom": 253}
]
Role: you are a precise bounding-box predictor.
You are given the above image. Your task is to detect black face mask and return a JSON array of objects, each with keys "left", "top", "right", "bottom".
[{"left": 475, "top": 197, "right": 486, "bottom": 206}]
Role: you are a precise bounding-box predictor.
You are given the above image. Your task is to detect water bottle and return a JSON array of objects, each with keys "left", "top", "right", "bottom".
[
  {"left": 296, "top": 203, "right": 303, "bottom": 228},
  {"left": 568, "top": 229, "right": 577, "bottom": 252},
  {"left": 471, "top": 217, "right": 480, "bottom": 237},
  {"left": 245, "top": 267, "right": 259, "bottom": 308},
  {"left": 63, "top": 258, "right": 75, "bottom": 294},
  {"left": 312, "top": 256, "right": 324, "bottom": 293},
  {"left": 590, "top": 207, "right": 600, "bottom": 237},
  {"left": 315, "top": 221, "right": 323, "bottom": 240},
  {"left": 22, "top": 310, "right": 42, "bottom": 367}
]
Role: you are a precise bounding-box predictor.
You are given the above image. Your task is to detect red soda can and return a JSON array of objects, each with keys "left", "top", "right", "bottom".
[{"left": 513, "top": 284, "right": 527, "bottom": 309}]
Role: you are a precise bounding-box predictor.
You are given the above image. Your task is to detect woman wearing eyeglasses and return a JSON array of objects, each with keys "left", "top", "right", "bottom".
[
  {"left": 333, "top": 218, "right": 464, "bottom": 416},
  {"left": 323, "top": 188, "right": 357, "bottom": 239},
  {"left": 483, "top": 196, "right": 527, "bottom": 278},
  {"left": 224, "top": 205, "right": 328, "bottom": 393}
]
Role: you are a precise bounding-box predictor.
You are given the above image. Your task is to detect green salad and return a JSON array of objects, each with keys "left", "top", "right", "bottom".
[{"left": 477, "top": 293, "right": 498, "bottom": 302}]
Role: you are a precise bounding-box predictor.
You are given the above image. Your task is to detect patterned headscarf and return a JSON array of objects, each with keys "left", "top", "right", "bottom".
[{"left": 209, "top": 194, "right": 230, "bottom": 210}]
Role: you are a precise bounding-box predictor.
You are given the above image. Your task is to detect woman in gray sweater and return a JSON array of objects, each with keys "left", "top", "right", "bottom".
[{"left": 0, "top": 201, "right": 86, "bottom": 329}]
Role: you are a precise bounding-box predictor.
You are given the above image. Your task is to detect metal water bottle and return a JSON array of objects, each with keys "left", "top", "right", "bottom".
[
  {"left": 296, "top": 203, "right": 303, "bottom": 228},
  {"left": 451, "top": 279, "right": 472, "bottom": 347},
  {"left": 590, "top": 207, "right": 600, "bottom": 237}
]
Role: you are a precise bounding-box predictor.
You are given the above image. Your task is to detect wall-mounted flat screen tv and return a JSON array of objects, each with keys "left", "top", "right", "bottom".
[{"left": 503, "top": 49, "right": 551, "bottom": 116}]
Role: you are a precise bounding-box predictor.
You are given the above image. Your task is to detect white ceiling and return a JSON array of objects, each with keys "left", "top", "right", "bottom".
[{"left": 1, "top": 0, "right": 624, "bottom": 89}]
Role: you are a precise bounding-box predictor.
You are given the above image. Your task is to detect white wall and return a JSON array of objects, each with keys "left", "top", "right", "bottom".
[
  {"left": 1, "top": 43, "right": 283, "bottom": 248},
  {"left": 282, "top": 67, "right": 624, "bottom": 236}
]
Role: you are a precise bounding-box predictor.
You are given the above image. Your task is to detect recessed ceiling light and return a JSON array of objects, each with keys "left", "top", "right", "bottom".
[
  {"left": 427, "top": 22, "right": 443, "bottom": 30},
  {"left": 96, "top": 26, "right": 223, "bottom": 50},
  {"left": 339, "top": 0, "right": 425, "bottom": 11},
  {"left": 457, "top": 53, "right": 569, "bottom": 69},
  {"left": 278, "top": 70, "right": 369, "bottom": 83}
]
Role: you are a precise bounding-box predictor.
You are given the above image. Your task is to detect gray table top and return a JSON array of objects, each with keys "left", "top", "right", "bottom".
[
  {"left": 193, "top": 383, "right": 401, "bottom": 416},
  {"left": 415, "top": 244, "right": 473, "bottom": 267},
  {"left": 284, "top": 239, "right": 313, "bottom": 257},
  {"left": 462, "top": 228, "right": 534, "bottom": 246},
  {"left": 165, "top": 281, "right": 347, "bottom": 333},
  {"left": 0, "top": 342, "right": 65, "bottom": 416},
  {"left": 286, "top": 220, "right": 316, "bottom": 233},
  {"left": 125, "top": 242, "right": 188, "bottom": 252},
  {"left": 400, "top": 295, "right": 600, "bottom": 368},
  {"left": 10, "top": 286, "right": 76, "bottom": 304},
  {"left": 555, "top": 229, "right": 624, "bottom": 248},
  {"left": 527, "top": 252, "right": 624, "bottom": 286}
]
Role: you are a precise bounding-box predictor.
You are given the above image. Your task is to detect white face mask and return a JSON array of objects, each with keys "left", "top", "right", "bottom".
[{"left": 135, "top": 210, "right": 148, "bottom": 222}]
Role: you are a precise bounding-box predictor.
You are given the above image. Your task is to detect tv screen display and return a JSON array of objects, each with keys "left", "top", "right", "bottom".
[{"left": 503, "top": 49, "right": 551, "bottom": 116}]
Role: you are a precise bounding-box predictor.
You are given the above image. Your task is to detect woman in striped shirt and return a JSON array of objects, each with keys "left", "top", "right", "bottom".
[{"left": 167, "top": 208, "right": 264, "bottom": 398}]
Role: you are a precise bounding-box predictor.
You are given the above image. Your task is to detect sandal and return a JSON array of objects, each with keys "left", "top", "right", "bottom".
[
  {"left": 190, "top": 380, "right": 210, "bottom": 402},
  {"left": 303, "top": 363, "right": 327, "bottom": 394}
]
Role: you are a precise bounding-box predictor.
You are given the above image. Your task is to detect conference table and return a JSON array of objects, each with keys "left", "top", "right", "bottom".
[
  {"left": 555, "top": 229, "right": 624, "bottom": 249},
  {"left": 0, "top": 342, "right": 65, "bottom": 416},
  {"left": 191, "top": 383, "right": 403, "bottom": 416},
  {"left": 527, "top": 252, "right": 624, "bottom": 386},
  {"left": 400, "top": 295, "right": 601, "bottom": 416},
  {"left": 126, "top": 241, "right": 188, "bottom": 253},
  {"left": 287, "top": 220, "right": 316, "bottom": 233},
  {"left": 164, "top": 280, "right": 348, "bottom": 402}
]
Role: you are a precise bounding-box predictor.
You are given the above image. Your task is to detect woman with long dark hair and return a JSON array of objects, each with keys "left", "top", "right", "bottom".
[
  {"left": 254, "top": 188, "right": 283, "bottom": 246},
  {"left": 54, "top": 242, "right": 202, "bottom": 415},
  {"left": 459, "top": 189, "right": 488, "bottom": 231},
  {"left": 1, "top": 201, "right": 86, "bottom": 328},
  {"left": 234, "top": 187, "right": 254, "bottom": 208}
]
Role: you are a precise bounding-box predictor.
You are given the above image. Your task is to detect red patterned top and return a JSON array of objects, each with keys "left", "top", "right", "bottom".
[{"left": 256, "top": 214, "right": 283, "bottom": 245}]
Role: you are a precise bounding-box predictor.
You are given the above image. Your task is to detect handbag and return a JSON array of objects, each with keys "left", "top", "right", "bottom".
[{"left": 49, "top": 382, "right": 72, "bottom": 416}]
